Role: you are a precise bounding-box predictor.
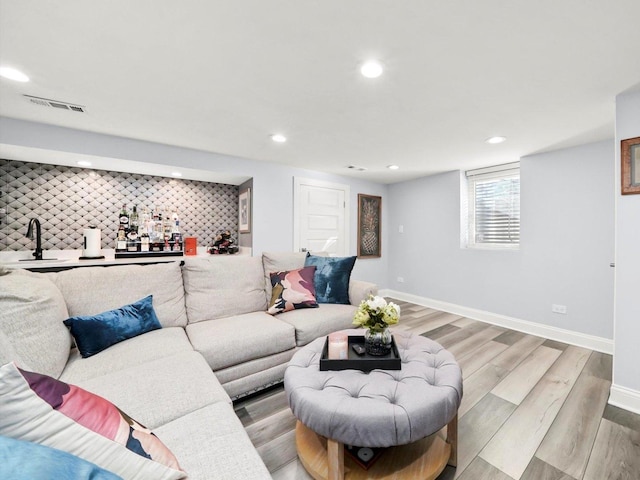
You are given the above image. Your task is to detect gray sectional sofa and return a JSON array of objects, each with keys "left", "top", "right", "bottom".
[{"left": 0, "top": 252, "right": 376, "bottom": 479}]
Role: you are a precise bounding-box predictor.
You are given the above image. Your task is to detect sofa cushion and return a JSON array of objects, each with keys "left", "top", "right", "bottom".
[
  {"left": 0, "top": 270, "right": 71, "bottom": 378},
  {"left": 77, "top": 351, "right": 231, "bottom": 429},
  {"left": 215, "top": 350, "right": 294, "bottom": 400},
  {"left": 267, "top": 266, "right": 318, "bottom": 315},
  {"left": 0, "top": 328, "right": 30, "bottom": 371},
  {"left": 64, "top": 295, "right": 162, "bottom": 358},
  {"left": 0, "top": 436, "right": 123, "bottom": 480},
  {"left": 61, "top": 327, "right": 193, "bottom": 384},
  {"left": 277, "top": 303, "right": 358, "bottom": 346},
  {"left": 50, "top": 262, "right": 188, "bottom": 328},
  {"left": 186, "top": 312, "right": 296, "bottom": 371},
  {"left": 0, "top": 362, "right": 184, "bottom": 480},
  {"left": 262, "top": 251, "right": 307, "bottom": 302},
  {"left": 304, "top": 255, "right": 357, "bottom": 304},
  {"left": 349, "top": 279, "right": 379, "bottom": 306},
  {"left": 182, "top": 257, "right": 267, "bottom": 322},
  {"left": 154, "top": 402, "right": 272, "bottom": 480}
]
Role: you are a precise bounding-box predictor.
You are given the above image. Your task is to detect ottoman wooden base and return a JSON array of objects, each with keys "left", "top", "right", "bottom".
[{"left": 296, "top": 417, "right": 457, "bottom": 480}]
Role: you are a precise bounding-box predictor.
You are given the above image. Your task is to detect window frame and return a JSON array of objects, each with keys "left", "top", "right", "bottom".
[{"left": 465, "top": 162, "right": 520, "bottom": 250}]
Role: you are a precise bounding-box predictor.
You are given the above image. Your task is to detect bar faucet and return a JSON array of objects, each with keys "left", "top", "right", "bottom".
[{"left": 26, "top": 218, "right": 43, "bottom": 260}]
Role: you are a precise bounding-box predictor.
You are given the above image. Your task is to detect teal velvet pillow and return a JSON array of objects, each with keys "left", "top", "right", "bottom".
[
  {"left": 304, "top": 255, "right": 356, "bottom": 304},
  {"left": 63, "top": 295, "right": 161, "bottom": 358},
  {"left": 0, "top": 435, "right": 123, "bottom": 480}
]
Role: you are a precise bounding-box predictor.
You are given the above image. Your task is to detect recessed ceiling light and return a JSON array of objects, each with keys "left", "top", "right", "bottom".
[
  {"left": 77, "top": 160, "right": 92, "bottom": 167},
  {"left": 387, "top": 165, "right": 399, "bottom": 170},
  {"left": 271, "top": 134, "right": 287, "bottom": 143},
  {"left": 0, "top": 66, "right": 29, "bottom": 82},
  {"left": 360, "top": 61, "right": 383, "bottom": 79},
  {"left": 171, "top": 171, "right": 183, "bottom": 177},
  {"left": 486, "top": 136, "right": 506, "bottom": 144}
]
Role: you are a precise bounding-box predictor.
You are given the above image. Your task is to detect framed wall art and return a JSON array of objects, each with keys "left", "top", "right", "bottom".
[
  {"left": 239, "top": 188, "right": 251, "bottom": 233},
  {"left": 621, "top": 136, "right": 640, "bottom": 195},
  {"left": 358, "top": 194, "right": 381, "bottom": 258}
]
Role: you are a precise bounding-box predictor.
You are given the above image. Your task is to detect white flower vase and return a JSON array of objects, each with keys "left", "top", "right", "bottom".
[{"left": 364, "top": 327, "right": 392, "bottom": 356}]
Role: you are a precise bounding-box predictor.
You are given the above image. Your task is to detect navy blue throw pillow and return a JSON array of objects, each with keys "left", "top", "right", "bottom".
[
  {"left": 304, "top": 255, "right": 356, "bottom": 304},
  {"left": 63, "top": 295, "right": 161, "bottom": 358}
]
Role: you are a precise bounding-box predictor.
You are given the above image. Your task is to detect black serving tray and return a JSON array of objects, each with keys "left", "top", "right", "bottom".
[
  {"left": 115, "top": 250, "right": 183, "bottom": 259},
  {"left": 320, "top": 335, "right": 401, "bottom": 372}
]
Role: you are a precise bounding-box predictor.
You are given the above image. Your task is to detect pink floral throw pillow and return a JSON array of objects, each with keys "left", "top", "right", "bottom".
[
  {"left": 0, "top": 362, "right": 184, "bottom": 480},
  {"left": 267, "top": 266, "right": 319, "bottom": 315}
]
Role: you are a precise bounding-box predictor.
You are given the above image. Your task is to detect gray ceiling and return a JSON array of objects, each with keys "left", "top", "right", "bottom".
[{"left": 1, "top": 0, "right": 639, "bottom": 183}]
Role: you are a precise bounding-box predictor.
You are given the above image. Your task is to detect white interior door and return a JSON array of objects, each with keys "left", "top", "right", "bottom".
[{"left": 294, "top": 178, "right": 349, "bottom": 256}]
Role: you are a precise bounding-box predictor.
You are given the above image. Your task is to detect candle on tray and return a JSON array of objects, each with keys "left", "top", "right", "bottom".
[{"left": 328, "top": 332, "right": 348, "bottom": 360}]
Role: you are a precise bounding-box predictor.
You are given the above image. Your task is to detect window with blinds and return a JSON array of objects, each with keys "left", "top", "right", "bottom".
[{"left": 466, "top": 162, "right": 520, "bottom": 248}]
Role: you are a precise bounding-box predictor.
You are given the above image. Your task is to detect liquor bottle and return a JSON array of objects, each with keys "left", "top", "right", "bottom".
[
  {"left": 140, "top": 207, "right": 150, "bottom": 236},
  {"left": 129, "top": 205, "right": 139, "bottom": 235},
  {"left": 163, "top": 206, "right": 172, "bottom": 241},
  {"left": 119, "top": 205, "right": 129, "bottom": 230},
  {"left": 153, "top": 209, "right": 164, "bottom": 242},
  {"left": 127, "top": 236, "right": 138, "bottom": 252},
  {"left": 148, "top": 207, "right": 163, "bottom": 244},
  {"left": 171, "top": 210, "right": 182, "bottom": 251},
  {"left": 150, "top": 208, "right": 163, "bottom": 251},
  {"left": 142, "top": 207, "right": 153, "bottom": 236},
  {"left": 140, "top": 231, "right": 150, "bottom": 252},
  {"left": 126, "top": 205, "right": 139, "bottom": 252},
  {"left": 116, "top": 224, "right": 127, "bottom": 251}
]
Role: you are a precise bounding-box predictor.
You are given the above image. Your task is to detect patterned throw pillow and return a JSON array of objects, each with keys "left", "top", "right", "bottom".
[
  {"left": 63, "top": 295, "right": 161, "bottom": 358},
  {"left": 304, "top": 255, "right": 357, "bottom": 304},
  {"left": 267, "top": 266, "right": 319, "bottom": 315},
  {"left": 0, "top": 362, "right": 185, "bottom": 480}
]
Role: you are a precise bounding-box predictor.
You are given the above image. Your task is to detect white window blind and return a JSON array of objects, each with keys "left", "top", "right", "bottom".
[{"left": 466, "top": 162, "right": 520, "bottom": 248}]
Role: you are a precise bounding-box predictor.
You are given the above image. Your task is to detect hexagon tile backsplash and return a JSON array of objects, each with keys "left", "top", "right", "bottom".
[{"left": 0, "top": 159, "right": 239, "bottom": 251}]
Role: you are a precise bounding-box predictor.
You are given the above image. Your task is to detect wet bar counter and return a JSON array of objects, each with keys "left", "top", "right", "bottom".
[{"left": 0, "top": 247, "right": 251, "bottom": 271}]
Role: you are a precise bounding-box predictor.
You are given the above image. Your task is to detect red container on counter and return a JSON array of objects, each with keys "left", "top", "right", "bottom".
[{"left": 184, "top": 237, "right": 197, "bottom": 256}]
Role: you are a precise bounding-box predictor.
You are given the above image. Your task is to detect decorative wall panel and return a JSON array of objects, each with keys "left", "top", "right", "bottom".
[{"left": 0, "top": 159, "right": 238, "bottom": 251}]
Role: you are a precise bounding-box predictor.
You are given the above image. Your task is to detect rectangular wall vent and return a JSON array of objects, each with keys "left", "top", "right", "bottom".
[{"left": 24, "top": 95, "right": 86, "bottom": 113}]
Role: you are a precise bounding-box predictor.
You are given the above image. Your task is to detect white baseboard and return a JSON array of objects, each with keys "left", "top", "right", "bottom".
[
  {"left": 379, "top": 289, "right": 613, "bottom": 354},
  {"left": 609, "top": 385, "right": 640, "bottom": 415}
]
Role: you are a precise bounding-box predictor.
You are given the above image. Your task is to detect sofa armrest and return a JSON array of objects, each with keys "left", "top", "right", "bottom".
[{"left": 349, "top": 280, "right": 378, "bottom": 306}]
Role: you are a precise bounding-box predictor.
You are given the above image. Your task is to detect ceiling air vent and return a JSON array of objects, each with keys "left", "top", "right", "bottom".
[{"left": 24, "top": 95, "right": 86, "bottom": 113}]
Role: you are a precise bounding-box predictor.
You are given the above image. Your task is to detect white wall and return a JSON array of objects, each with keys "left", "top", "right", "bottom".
[
  {"left": 612, "top": 89, "right": 640, "bottom": 412},
  {"left": 387, "top": 140, "right": 615, "bottom": 343},
  {"left": 0, "top": 117, "right": 388, "bottom": 286}
]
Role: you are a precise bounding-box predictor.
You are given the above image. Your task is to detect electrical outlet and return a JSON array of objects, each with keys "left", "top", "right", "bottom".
[
  {"left": 398, "top": 225, "right": 404, "bottom": 234},
  {"left": 551, "top": 304, "right": 567, "bottom": 314},
  {"left": 397, "top": 277, "right": 404, "bottom": 283}
]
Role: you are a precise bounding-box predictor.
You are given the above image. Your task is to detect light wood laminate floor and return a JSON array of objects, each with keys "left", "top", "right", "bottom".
[{"left": 233, "top": 299, "right": 640, "bottom": 480}]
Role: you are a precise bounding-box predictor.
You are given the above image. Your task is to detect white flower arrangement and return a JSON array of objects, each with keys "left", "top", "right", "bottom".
[{"left": 352, "top": 295, "right": 401, "bottom": 333}]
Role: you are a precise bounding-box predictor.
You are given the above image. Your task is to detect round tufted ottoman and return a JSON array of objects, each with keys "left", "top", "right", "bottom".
[{"left": 285, "top": 329, "right": 462, "bottom": 480}]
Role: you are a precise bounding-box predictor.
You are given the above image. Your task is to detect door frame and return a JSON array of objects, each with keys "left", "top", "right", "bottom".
[{"left": 293, "top": 177, "right": 350, "bottom": 256}]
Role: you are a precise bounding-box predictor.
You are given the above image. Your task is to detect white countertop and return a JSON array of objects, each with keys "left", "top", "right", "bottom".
[{"left": 0, "top": 247, "right": 251, "bottom": 269}]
